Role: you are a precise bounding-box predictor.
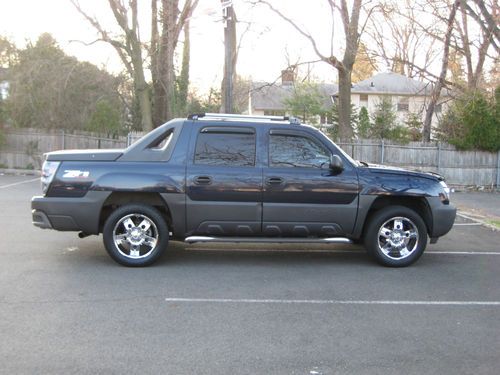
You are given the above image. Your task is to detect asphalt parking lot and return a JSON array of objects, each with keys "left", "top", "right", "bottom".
[{"left": 1, "top": 175, "right": 499, "bottom": 374}]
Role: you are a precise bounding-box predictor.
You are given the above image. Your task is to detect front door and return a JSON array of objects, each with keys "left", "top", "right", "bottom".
[
  {"left": 262, "top": 129, "right": 359, "bottom": 237},
  {"left": 186, "top": 125, "right": 262, "bottom": 236}
]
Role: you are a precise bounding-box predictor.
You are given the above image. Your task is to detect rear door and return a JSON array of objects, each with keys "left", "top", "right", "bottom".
[
  {"left": 186, "top": 125, "right": 262, "bottom": 236},
  {"left": 262, "top": 129, "right": 359, "bottom": 237}
]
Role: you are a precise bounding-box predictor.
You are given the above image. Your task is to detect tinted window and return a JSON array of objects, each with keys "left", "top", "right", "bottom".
[
  {"left": 270, "top": 134, "right": 330, "bottom": 168},
  {"left": 195, "top": 131, "right": 256, "bottom": 167}
]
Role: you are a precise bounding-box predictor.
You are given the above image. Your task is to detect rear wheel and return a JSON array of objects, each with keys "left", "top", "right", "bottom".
[
  {"left": 103, "top": 204, "right": 169, "bottom": 267},
  {"left": 364, "top": 206, "right": 427, "bottom": 267}
]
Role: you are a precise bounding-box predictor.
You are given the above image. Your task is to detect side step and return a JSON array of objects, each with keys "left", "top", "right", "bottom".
[{"left": 184, "top": 236, "right": 353, "bottom": 244}]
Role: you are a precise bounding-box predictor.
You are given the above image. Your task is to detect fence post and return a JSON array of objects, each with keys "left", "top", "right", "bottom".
[
  {"left": 127, "top": 133, "right": 131, "bottom": 147},
  {"left": 437, "top": 142, "right": 441, "bottom": 174},
  {"left": 380, "top": 139, "right": 385, "bottom": 164},
  {"left": 496, "top": 150, "right": 500, "bottom": 189}
]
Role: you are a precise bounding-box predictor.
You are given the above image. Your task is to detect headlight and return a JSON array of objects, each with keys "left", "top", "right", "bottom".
[
  {"left": 439, "top": 180, "right": 451, "bottom": 203},
  {"left": 41, "top": 161, "right": 60, "bottom": 194}
]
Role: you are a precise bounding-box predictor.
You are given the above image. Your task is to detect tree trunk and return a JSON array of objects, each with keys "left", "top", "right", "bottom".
[
  {"left": 423, "top": 0, "right": 459, "bottom": 141},
  {"left": 177, "top": 20, "right": 190, "bottom": 115},
  {"left": 337, "top": 68, "right": 354, "bottom": 139}
]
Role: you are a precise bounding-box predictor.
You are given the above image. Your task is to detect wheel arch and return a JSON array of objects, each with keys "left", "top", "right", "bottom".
[
  {"left": 99, "top": 192, "right": 173, "bottom": 234},
  {"left": 354, "top": 195, "right": 433, "bottom": 239}
]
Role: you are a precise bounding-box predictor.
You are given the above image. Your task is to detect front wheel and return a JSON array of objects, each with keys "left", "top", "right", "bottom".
[
  {"left": 102, "top": 204, "right": 169, "bottom": 267},
  {"left": 364, "top": 206, "right": 428, "bottom": 267}
]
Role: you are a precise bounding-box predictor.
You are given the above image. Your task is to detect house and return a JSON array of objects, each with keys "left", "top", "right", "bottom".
[
  {"left": 247, "top": 69, "right": 337, "bottom": 123},
  {"left": 248, "top": 70, "right": 447, "bottom": 128},
  {"left": 332, "top": 72, "right": 448, "bottom": 126}
]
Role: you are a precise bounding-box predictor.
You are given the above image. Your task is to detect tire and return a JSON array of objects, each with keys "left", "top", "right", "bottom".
[
  {"left": 364, "top": 205, "right": 427, "bottom": 267},
  {"left": 102, "top": 204, "right": 169, "bottom": 267}
]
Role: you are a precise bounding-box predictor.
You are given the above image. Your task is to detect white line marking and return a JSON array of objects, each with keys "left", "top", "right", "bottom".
[
  {"left": 188, "top": 248, "right": 500, "bottom": 255},
  {"left": 165, "top": 297, "right": 500, "bottom": 306},
  {"left": 0, "top": 177, "right": 39, "bottom": 189},
  {"left": 428, "top": 251, "right": 500, "bottom": 255}
]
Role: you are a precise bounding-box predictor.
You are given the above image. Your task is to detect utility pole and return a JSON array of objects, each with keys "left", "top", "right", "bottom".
[{"left": 221, "top": 0, "right": 236, "bottom": 113}]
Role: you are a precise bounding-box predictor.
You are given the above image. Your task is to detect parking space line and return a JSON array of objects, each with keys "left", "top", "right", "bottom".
[
  {"left": 188, "top": 248, "right": 500, "bottom": 255},
  {"left": 428, "top": 251, "right": 500, "bottom": 255},
  {"left": 0, "top": 177, "right": 39, "bottom": 189},
  {"left": 165, "top": 297, "right": 500, "bottom": 306}
]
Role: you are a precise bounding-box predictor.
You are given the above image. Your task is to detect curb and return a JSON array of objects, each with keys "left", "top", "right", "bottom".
[
  {"left": 0, "top": 168, "right": 41, "bottom": 176},
  {"left": 457, "top": 212, "right": 499, "bottom": 232}
]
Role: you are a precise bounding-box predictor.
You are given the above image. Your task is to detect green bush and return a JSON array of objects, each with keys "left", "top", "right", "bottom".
[{"left": 439, "top": 88, "right": 499, "bottom": 152}]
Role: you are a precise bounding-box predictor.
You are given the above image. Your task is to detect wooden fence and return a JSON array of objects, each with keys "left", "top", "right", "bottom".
[
  {"left": 1, "top": 128, "right": 499, "bottom": 187},
  {"left": 337, "top": 139, "right": 500, "bottom": 188}
]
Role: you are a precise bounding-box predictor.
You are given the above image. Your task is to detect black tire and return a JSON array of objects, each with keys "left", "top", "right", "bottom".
[
  {"left": 102, "top": 204, "right": 169, "bottom": 267},
  {"left": 364, "top": 205, "right": 427, "bottom": 267}
]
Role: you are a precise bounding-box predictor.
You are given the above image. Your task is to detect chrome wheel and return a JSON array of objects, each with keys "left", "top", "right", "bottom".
[
  {"left": 112, "top": 213, "right": 159, "bottom": 259},
  {"left": 377, "top": 216, "right": 419, "bottom": 260}
]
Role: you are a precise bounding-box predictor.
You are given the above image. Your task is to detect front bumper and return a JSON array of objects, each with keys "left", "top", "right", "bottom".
[
  {"left": 426, "top": 197, "right": 457, "bottom": 238},
  {"left": 31, "top": 191, "right": 111, "bottom": 234}
]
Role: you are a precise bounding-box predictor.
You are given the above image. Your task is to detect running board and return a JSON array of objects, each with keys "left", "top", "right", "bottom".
[{"left": 184, "top": 236, "right": 353, "bottom": 244}]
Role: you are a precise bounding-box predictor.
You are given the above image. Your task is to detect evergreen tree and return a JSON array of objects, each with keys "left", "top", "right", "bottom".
[
  {"left": 284, "top": 83, "right": 325, "bottom": 124},
  {"left": 357, "top": 106, "right": 370, "bottom": 138},
  {"left": 370, "top": 98, "right": 397, "bottom": 139},
  {"left": 329, "top": 102, "right": 357, "bottom": 139},
  {"left": 438, "top": 88, "right": 499, "bottom": 152},
  {"left": 405, "top": 112, "right": 423, "bottom": 141},
  {"left": 7, "top": 34, "right": 124, "bottom": 132}
]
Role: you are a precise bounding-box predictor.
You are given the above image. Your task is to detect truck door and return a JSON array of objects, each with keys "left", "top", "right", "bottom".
[
  {"left": 262, "top": 129, "right": 359, "bottom": 237},
  {"left": 186, "top": 125, "right": 262, "bottom": 236}
]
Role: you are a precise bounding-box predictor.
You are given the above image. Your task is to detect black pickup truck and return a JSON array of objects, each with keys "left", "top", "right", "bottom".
[{"left": 32, "top": 113, "right": 456, "bottom": 267}]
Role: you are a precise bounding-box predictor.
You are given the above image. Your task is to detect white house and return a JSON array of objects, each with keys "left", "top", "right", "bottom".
[
  {"left": 333, "top": 72, "right": 448, "bottom": 127},
  {"left": 248, "top": 71, "right": 448, "bottom": 129}
]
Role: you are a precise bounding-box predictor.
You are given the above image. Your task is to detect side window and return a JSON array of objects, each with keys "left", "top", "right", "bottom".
[
  {"left": 194, "top": 129, "right": 256, "bottom": 167},
  {"left": 269, "top": 134, "right": 331, "bottom": 168}
]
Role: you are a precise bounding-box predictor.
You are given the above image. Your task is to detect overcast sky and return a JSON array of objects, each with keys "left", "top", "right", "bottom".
[{"left": 0, "top": 0, "right": 357, "bottom": 91}]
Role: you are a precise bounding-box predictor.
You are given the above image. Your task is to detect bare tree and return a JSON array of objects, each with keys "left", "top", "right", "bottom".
[
  {"left": 422, "top": 0, "right": 460, "bottom": 141},
  {"left": 72, "top": 0, "right": 198, "bottom": 131},
  {"left": 367, "top": 0, "right": 440, "bottom": 79},
  {"left": 72, "top": 0, "right": 153, "bottom": 131},
  {"left": 453, "top": 0, "right": 499, "bottom": 89},
  {"left": 151, "top": 0, "right": 198, "bottom": 125},
  {"left": 256, "top": 0, "right": 370, "bottom": 139}
]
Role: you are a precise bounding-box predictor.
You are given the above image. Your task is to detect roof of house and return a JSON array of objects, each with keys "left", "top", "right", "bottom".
[
  {"left": 336, "top": 72, "right": 434, "bottom": 96},
  {"left": 251, "top": 82, "right": 337, "bottom": 111}
]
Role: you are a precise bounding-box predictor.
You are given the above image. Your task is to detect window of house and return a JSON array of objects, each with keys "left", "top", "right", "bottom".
[
  {"left": 360, "top": 94, "right": 368, "bottom": 101},
  {"left": 194, "top": 128, "right": 256, "bottom": 167},
  {"left": 269, "top": 134, "right": 330, "bottom": 168},
  {"left": 435, "top": 103, "right": 442, "bottom": 113},
  {"left": 263, "top": 110, "right": 286, "bottom": 116},
  {"left": 397, "top": 98, "right": 409, "bottom": 112}
]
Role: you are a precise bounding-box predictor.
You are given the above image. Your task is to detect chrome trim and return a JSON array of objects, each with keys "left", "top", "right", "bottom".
[{"left": 185, "top": 236, "right": 352, "bottom": 244}]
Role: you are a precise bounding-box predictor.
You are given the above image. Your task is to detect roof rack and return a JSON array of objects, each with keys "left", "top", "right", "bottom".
[{"left": 187, "top": 113, "right": 301, "bottom": 125}]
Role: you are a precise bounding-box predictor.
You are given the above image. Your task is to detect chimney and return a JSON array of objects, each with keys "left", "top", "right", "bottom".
[{"left": 281, "top": 68, "right": 296, "bottom": 85}]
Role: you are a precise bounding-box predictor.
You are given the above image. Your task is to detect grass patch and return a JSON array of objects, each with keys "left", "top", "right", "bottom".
[{"left": 486, "top": 219, "right": 500, "bottom": 229}]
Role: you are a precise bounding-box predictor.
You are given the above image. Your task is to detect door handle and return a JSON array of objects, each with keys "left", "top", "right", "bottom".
[
  {"left": 194, "top": 176, "right": 212, "bottom": 185},
  {"left": 265, "top": 177, "right": 284, "bottom": 185}
]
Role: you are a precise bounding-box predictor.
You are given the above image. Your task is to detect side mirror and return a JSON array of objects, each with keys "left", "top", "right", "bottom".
[{"left": 329, "top": 154, "right": 344, "bottom": 173}]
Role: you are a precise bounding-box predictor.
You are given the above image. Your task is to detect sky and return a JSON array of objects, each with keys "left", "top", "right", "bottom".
[{"left": 0, "top": 0, "right": 352, "bottom": 93}]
